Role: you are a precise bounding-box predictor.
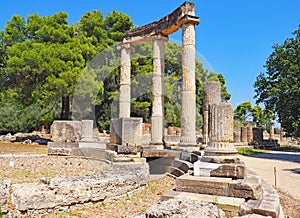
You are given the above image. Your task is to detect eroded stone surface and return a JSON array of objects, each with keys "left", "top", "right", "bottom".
[
  {"left": 11, "top": 163, "right": 149, "bottom": 214},
  {"left": 128, "top": 199, "right": 225, "bottom": 218},
  {"left": 0, "top": 180, "right": 10, "bottom": 213},
  {"left": 50, "top": 121, "right": 82, "bottom": 142}
]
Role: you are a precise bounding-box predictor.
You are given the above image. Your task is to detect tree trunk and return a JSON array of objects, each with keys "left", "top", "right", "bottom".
[{"left": 61, "top": 95, "right": 70, "bottom": 120}]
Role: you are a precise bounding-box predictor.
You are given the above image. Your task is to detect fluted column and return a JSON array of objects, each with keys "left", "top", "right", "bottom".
[
  {"left": 178, "top": 15, "right": 199, "bottom": 147},
  {"left": 203, "top": 81, "right": 222, "bottom": 144},
  {"left": 151, "top": 35, "right": 168, "bottom": 145},
  {"left": 202, "top": 102, "right": 239, "bottom": 163},
  {"left": 118, "top": 43, "right": 132, "bottom": 118}
]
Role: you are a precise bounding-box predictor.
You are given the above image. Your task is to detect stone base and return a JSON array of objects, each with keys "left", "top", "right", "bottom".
[
  {"left": 202, "top": 142, "right": 239, "bottom": 163},
  {"left": 110, "top": 117, "right": 143, "bottom": 146},
  {"left": 79, "top": 141, "right": 106, "bottom": 149}
]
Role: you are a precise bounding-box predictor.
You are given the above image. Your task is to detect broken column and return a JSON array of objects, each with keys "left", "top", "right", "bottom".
[
  {"left": 118, "top": 43, "right": 132, "bottom": 118},
  {"left": 269, "top": 121, "right": 275, "bottom": 140},
  {"left": 241, "top": 124, "right": 248, "bottom": 143},
  {"left": 151, "top": 34, "right": 168, "bottom": 145},
  {"left": 178, "top": 15, "right": 199, "bottom": 148},
  {"left": 203, "top": 81, "right": 222, "bottom": 144},
  {"left": 202, "top": 102, "right": 239, "bottom": 163},
  {"left": 247, "top": 125, "right": 253, "bottom": 142}
]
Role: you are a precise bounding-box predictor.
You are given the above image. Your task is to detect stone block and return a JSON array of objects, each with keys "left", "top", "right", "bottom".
[
  {"left": 110, "top": 117, "right": 142, "bottom": 147},
  {"left": 210, "top": 163, "right": 245, "bottom": 179},
  {"left": 167, "top": 166, "right": 185, "bottom": 177},
  {"left": 173, "top": 159, "right": 193, "bottom": 173},
  {"left": 117, "top": 144, "right": 138, "bottom": 154},
  {"left": 81, "top": 120, "right": 94, "bottom": 141},
  {"left": 47, "top": 142, "right": 79, "bottom": 156},
  {"left": 176, "top": 174, "right": 232, "bottom": 196},
  {"left": 0, "top": 180, "right": 10, "bottom": 213},
  {"left": 50, "top": 120, "right": 82, "bottom": 142},
  {"left": 161, "top": 190, "right": 244, "bottom": 217}
]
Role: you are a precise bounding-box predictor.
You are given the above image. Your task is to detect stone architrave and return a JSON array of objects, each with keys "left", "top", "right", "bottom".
[
  {"left": 178, "top": 15, "right": 199, "bottom": 147},
  {"left": 269, "top": 122, "right": 275, "bottom": 140},
  {"left": 118, "top": 43, "right": 133, "bottom": 118},
  {"left": 202, "top": 102, "right": 238, "bottom": 163},
  {"left": 81, "top": 120, "right": 94, "bottom": 142},
  {"left": 203, "top": 81, "right": 222, "bottom": 144},
  {"left": 151, "top": 35, "right": 168, "bottom": 145}
]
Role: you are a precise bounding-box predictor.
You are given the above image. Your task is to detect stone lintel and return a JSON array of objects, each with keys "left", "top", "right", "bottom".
[{"left": 124, "top": 2, "right": 196, "bottom": 42}]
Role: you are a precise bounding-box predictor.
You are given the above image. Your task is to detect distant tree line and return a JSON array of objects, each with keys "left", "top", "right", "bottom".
[{"left": 0, "top": 10, "right": 230, "bottom": 134}]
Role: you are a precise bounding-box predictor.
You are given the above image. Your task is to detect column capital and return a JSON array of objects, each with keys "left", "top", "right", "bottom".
[
  {"left": 117, "top": 42, "right": 135, "bottom": 52},
  {"left": 178, "top": 14, "right": 200, "bottom": 28},
  {"left": 151, "top": 33, "right": 169, "bottom": 42}
]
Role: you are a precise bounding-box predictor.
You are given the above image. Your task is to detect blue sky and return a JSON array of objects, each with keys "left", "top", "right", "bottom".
[{"left": 0, "top": 0, "right": 299, "bottom": 109}]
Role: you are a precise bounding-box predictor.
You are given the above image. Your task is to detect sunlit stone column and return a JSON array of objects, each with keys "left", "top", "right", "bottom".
[
  {"left": 118, "top": 43, "right": 133, "bottom": 118},
  {"left": 151, "top": 34, "right": 168, "bottom": 145},
  {"left": 178, "top": 15, "right": 199, "bottom": 147},
  {"left": 203, "top": 81, "right": 221, "bottom": 144},
  {"left": 202, "top": 102, "right": 239, "bottom": 163}
]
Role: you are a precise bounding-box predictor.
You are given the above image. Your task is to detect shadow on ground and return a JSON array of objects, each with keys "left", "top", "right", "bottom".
[{"left": 251, "top": 151, "right": 300, "bottom": 164}]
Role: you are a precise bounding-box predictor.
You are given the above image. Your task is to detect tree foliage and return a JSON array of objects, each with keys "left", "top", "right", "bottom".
[
  {"left": 0, "top": 9, "right": 231, "bottom": 133},
  {"left": 254, "top": 25, "right": 300, "bottom": 137}
]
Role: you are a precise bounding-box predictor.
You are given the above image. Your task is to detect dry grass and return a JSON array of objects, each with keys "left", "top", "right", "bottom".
[{"left": 0, "top": 142, "right": 48, "bottom": 154}]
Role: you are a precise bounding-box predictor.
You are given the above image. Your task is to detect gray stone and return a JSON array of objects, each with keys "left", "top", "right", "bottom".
[
  {"left": 11, "top": 163, "right": 149, "bottom": 214},
  {"left": 110, "top": 117, "right": 143, "bottom": 147},
  {"left": 0, "top": 180, "right": 10, "bottom": 213},
  {"left": 210, "top": 163, "right": 245, "bottom": 179},
  {"left": 50, "top": 120, "right": 82, "bottom": 142},
  {"left": 80, "top": 120, "right": 94, "bottom": 141},
  {"left": 128, "top": 199, "right": 225, "bottom": 218}
]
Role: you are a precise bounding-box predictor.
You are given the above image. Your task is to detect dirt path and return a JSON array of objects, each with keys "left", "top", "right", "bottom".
[{"left": 239, "top": 151, "right": 300, "bottom": 200}]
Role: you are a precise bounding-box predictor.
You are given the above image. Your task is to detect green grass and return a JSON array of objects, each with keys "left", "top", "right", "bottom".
[{"left": 237, "top": 148, "right": 266, "bottom": 156}]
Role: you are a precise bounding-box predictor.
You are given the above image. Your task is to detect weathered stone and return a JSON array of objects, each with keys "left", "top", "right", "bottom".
[
  {"left": 110, "top": 117, "right": 143, "bottom": 147},
  {"left": 234, "top": 129, "right": 241, "bottom": 143},
  {"left": 50, "top": 121, "right": 82, "bottom": 142},
  {"left": 241, "top": 126, "right": 248, "bottom": 142},
  {"left": 161, "top": 190, "right": 244, "bottom": 217},
  {"left": 210, "top": 163, "right": 245, "bottom": 179},
  {"left": 167, "top": 166, "right": 185, "bottom": 177},
  {"left": 116, "top": 144, "right": 138, "bottom": 154},
  {"left": 80, "top": 120, "right": 94, "bottom": 141},
  {"left": 131, "top": 199, "right": 226, "bottom": 218},
  {"left": 48, "top": 142, "right": 79, "bottom": 156},
  {"left": 247, "top": 126, "right": 253, "bottom": 142},
  {"left": 176, "top": 174, "right": 232, "bottom": 196},
  {"left": 11, "top": 163, "right": 149, "bottom": 214},
  {"left": 0, "top": 180, "right": 10, "bottom": 213}
]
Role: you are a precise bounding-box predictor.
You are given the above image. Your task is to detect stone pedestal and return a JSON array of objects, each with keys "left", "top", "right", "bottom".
[
  {"left": 110, "top": 118, "right": 143, "bottom": 152},
  {"left": 178, "top": 16, "right": 199, "bottom": 148},
  {"left": 202, "top": 102, "right": 238, "bottom": 163},
  {"left": 253, "top": 128, "right": 263, "bottom": 143},
  {"left": 50, "top": 120, "right": 82, "bottom": 142},
  {"left": 118, "top": 43, "right": 132, "bottom": 118},
  {"left": 81, "top": 120, "right": 94, "bottom": 142}
]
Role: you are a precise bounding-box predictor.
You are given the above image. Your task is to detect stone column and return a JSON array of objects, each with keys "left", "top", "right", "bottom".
[
  {"left": 203, "top": 81, "right": 222, "bottom": 144},
  {"left": 234, "top": 129, "right": 241, "bottom": 143},
  {"left": 202, "top": 102, "right": 238, "bottom": 163},
  {"left": 151, "top": 35, "right": 168, "bottom": 145},
  {"left": 280, "top": 127, "right": 286, "bottom": 144},
  {"left": 118, "top": 43, "right": 132, "bottom": 118},
  {"left": 247, "top": 126, "right": 253, "bottom": 142},
  {"left": 178, "top": 15, "right": 199, "bottom": 147},
  {"left": 241, "top": 124, "right": 248, "bottom": 143},
  {"left": 269, "top": 121, "right": 275, "bottom": 140}
]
